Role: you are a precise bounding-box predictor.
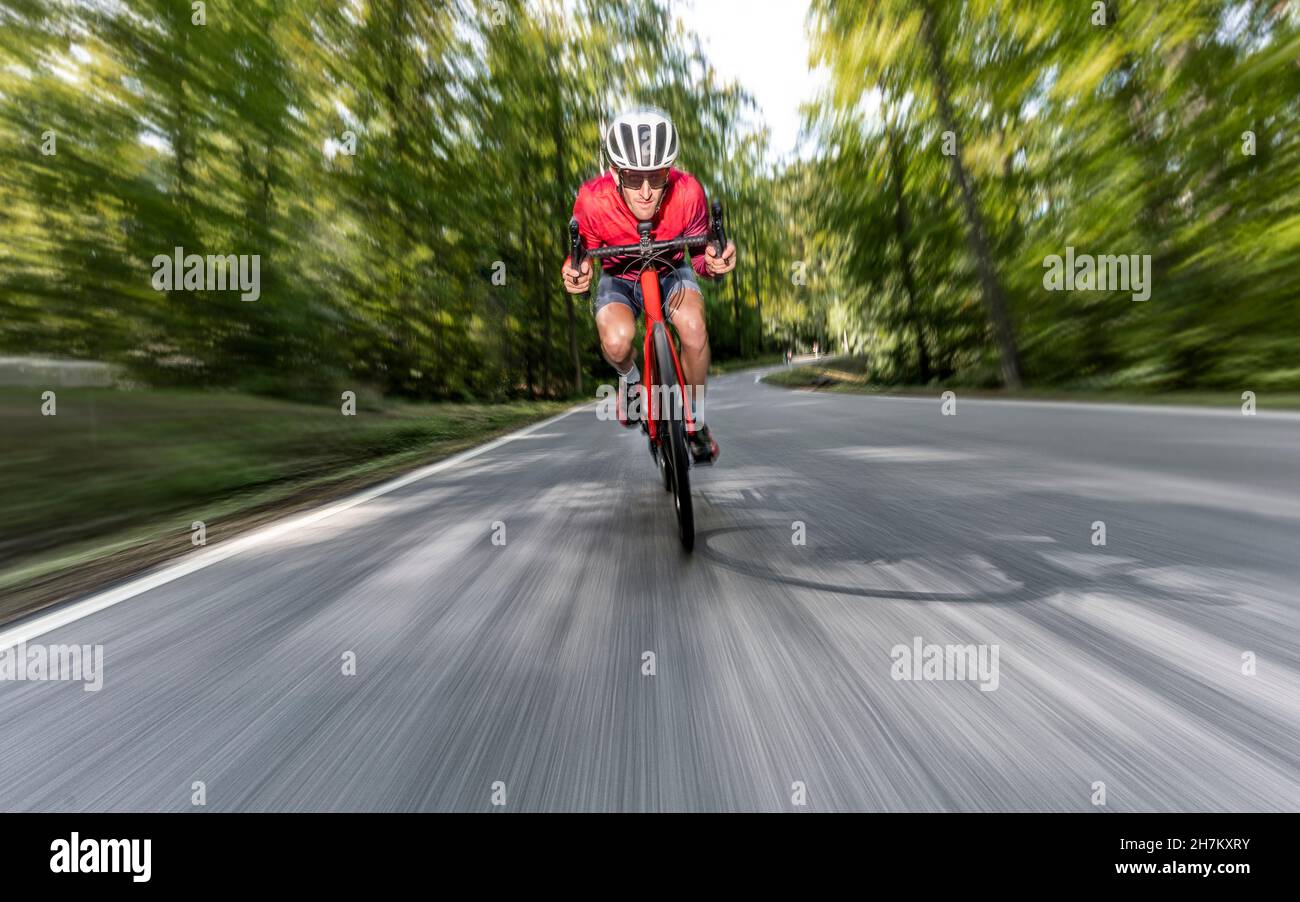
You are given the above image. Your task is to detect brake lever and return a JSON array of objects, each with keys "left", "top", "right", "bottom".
[
  {"left": 568, "top": 216, "right": 588, "bottom": 298},
  {"left": 710, "top": 200, "right": 727, "bottom": 258},
  {"left": 568, "top": 217, "right": 585, "bottom": 268}
]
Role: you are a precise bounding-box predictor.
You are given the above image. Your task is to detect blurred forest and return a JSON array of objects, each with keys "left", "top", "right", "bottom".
[
  {"left": 806, "top": 0, "right": 1300, "bottom": 389},
  {"left": 1, "top": 0, "right": 1297, "bottom": 401}
]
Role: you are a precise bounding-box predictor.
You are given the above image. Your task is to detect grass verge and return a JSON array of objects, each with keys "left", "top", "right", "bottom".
[
  {"left": 0, "top": 388, "right": 571, "bottom": 625},
  {"left": 761, "top": 358, "right": 1300, "bottom": 409}
]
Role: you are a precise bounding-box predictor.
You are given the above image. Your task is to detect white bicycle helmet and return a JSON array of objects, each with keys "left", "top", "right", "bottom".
[{"left": 603, "top": 108, "right": 679, "bottom": 171}]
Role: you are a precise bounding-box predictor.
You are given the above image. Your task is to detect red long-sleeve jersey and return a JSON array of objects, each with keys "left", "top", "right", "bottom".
[{"left": 572, "top": 168, "right": 714, "bottom": 282}]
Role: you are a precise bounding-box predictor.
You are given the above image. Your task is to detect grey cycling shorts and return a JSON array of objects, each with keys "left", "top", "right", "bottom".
[{"left": 592, "top": 264, "right": 700, "bottom": 322}]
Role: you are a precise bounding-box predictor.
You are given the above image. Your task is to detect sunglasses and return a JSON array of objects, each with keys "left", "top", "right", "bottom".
[{"left": 619, "top": 168, "right": 670, "bottom": 190}]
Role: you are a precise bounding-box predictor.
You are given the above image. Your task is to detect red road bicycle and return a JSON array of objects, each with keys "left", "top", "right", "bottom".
[{"left": 568, "top": 201, "right": 728, "bottom": 552}]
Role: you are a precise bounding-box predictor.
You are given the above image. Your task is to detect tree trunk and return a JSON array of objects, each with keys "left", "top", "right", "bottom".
[
  {"left": 520, "top": 206, "right": 535, "bottom": 398},
  {"left": 502, "top": 288, "right": 512, "bottom": 397},
  {"left": 886, "top": 124, "right": 932, "bottom": 383},
  {"left": 731, "top": 265, "right": 744, "bottom": 358},
  {"left": 566, "top": 292, "right": 581, "bottom": 396},
  {"left": 921, "top": 1, "right": 1023, "bottom": 388},
  {"left": 538, "top": 250, "right": 552, "bottom": 397},
  {"left": 552, "top": 109, "right": 582, "bottom": 395}
]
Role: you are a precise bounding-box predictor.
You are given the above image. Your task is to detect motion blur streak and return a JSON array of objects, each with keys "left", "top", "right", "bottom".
[
  {"left": 0, "top": 372, "right": 1297, "bottom": 811},
  {"left": 1, "top": 1, "right": 1298, "bottom": 812}
]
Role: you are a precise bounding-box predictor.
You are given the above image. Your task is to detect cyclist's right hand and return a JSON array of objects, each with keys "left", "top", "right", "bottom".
[{"left": 562, "top": 256, "right": 592, "bottom": 294}]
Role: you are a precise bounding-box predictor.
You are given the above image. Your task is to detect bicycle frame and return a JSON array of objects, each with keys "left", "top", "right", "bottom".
[{"left": 636, "top": 266, "right": 695, "bottom": 444}]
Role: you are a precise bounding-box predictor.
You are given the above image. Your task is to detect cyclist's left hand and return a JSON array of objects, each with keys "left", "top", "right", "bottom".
[{"left": 704, "top": 241, "right": 736, "bottom": 275}]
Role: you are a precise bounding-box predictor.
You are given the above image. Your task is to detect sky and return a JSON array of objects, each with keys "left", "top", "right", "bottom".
[{"left": 669, "top": 0, "right": 825, "bottom": 161}]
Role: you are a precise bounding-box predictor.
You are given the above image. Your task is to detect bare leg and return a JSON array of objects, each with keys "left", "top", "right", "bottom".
[
  {"left": 670, "top": 288, "right": 710, "bottom": 417},
  {"left": 595, "top": 303, "right": 637, "bottom": 374}
]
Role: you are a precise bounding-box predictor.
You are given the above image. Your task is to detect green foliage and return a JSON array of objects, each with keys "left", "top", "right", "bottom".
[
  {"left": 4, "top": 1, "right": 1296, "bottom": 397},
  {"left": 0, "top": 385, "right": 567, "bottom": 566},
  {"left": 806, "top": 0, "right": 1300, "bottom": 389},
  {"left": 0, "top": 0, "right": 773, "bottom": 400}
]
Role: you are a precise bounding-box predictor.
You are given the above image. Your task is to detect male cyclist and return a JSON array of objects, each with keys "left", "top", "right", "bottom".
[{"left": 561, "top": 107, "right": 736, "bottom": 463}]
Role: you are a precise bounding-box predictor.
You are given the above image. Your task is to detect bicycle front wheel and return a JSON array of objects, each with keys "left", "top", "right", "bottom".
[{"left": 651, "top": 322, "right": 694, "bottom": 552}]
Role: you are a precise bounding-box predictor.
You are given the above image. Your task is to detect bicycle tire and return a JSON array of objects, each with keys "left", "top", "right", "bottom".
[{"left": 652, "top": 322, "right": 694, "bottom": 551}]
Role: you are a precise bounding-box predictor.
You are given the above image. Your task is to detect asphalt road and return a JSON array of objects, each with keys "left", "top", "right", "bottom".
[{"left": 2, "top": 370, "right": 1298, "bottom": 811}]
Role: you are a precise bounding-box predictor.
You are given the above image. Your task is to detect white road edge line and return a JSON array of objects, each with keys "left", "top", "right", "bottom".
[{"left": 0, "top": 403, "right": 589, "bottom": 651}]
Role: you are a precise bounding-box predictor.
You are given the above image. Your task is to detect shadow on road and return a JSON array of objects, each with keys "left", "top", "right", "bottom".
[{"left": 694, "top": 520, "right": 1251, "bottom": 609}]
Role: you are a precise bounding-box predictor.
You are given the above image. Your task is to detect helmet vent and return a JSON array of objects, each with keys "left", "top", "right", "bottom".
[
  {"left": 618, "top": 123, "right": 636, "bottom": 164},
  {"left": 637, "top": 124, "right": 653, "bottom": 166}
]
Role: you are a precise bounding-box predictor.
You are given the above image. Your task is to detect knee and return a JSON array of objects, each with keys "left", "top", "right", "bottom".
[
  {"left": 601, "top": 323, "right": 635, "bottom": 361},
  {"left": 675, "top": 307, "right": 708, "bottom": 352}
]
